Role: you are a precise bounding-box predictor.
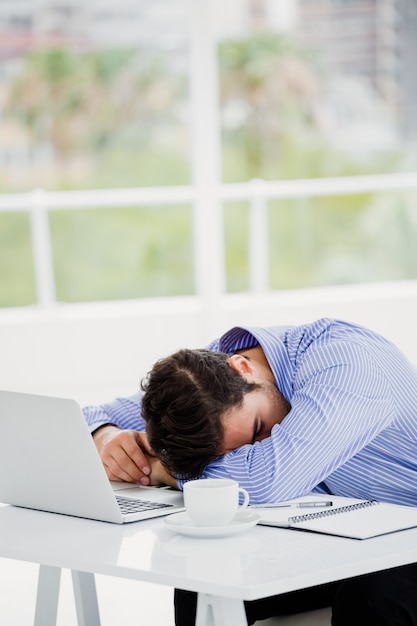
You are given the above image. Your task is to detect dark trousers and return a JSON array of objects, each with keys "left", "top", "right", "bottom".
[{"left": 174, "top": 563, "right": 417, "bottom": 626}]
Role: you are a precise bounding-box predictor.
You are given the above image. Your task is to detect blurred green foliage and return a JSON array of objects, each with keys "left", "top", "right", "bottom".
[
  {"left": 0, "top": 213, "right": 36, "bottom": 307},
  {"left": 0, "top": 35, "right": 416, "bottom": 308},
  {"left": 49, "top": 206, "right": 193, "bottom": 302}
]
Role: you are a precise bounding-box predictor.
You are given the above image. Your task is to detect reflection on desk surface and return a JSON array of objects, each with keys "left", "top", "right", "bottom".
[{"left": 1, "top": 503, "right": 417, "bottom": 600}]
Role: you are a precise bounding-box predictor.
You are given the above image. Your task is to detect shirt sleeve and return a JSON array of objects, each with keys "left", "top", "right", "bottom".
[
  {"left": 82, "top": 392, "right": 145, "bottom": 434},
  {"left": 200, "top": 340, "right": 395, "bottom": 503}
]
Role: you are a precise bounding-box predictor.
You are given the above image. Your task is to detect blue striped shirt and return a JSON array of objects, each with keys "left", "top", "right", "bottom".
[{"left": 83, "top": 318, "right": 417, "bottom": 506}]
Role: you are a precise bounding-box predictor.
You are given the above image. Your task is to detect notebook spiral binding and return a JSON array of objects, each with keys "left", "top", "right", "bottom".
[{"left": 289, "top": 500, "right": 378, "bottom": 524}]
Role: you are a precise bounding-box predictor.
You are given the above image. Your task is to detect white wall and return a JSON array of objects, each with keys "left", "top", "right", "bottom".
[{"left": 1, "top": 280, "right": 416, "bottom": 406}]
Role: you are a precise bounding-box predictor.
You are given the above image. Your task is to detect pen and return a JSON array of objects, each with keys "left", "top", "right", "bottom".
[{"left": 250, "top": 501, "right": 333, "bottom": 509}]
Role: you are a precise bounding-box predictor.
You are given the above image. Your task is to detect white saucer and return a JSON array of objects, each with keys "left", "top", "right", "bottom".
[{"left": 163, "top": 510, "right": 260, "bottom": 538}]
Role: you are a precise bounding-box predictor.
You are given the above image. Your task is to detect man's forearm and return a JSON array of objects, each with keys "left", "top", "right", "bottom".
[{"left": 149, "top": 456, "right": 179, "bottom": 489}]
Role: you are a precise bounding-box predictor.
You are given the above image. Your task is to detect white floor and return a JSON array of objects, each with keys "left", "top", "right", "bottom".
[{"left": 0, "top": 557, "right": 175, "bottom": 625}]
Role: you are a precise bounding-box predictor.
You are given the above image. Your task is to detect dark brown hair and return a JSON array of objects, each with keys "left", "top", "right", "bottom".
[{"left": 141, "top": 348, "right": 259, "bottom": 479}]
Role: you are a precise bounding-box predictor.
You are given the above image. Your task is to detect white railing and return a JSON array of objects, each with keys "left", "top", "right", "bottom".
[{"left": 1, "top": 171, "right": 416, "bottom": 310}]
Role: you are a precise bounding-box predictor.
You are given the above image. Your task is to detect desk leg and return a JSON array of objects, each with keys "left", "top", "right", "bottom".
[
  {"left": 195, "top": 593, "right": 247, "bottom": 626},
  {"left": 71, "top": 571, "right": 101, "bottom": 626},
  {"left": 34, "top": 565, "right": 61, "bottom": 626}
]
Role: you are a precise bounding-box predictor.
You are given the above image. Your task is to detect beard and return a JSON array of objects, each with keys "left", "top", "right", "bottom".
[{"left": 261, "top": 381, "right": 291, "bottom": 425}]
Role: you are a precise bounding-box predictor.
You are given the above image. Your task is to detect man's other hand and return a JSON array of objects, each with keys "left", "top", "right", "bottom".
[{"left": 93, "top": 425, "right": 154, "bottom": 485}]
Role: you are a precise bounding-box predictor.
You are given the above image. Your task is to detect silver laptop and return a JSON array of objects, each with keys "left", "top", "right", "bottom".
[{"left": 0, "top": 389, "right": 184, "bottom": 524}]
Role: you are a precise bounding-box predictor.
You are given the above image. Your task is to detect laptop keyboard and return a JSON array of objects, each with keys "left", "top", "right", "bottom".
[{"left": 116, "top": 495, "right": 174, "bottom": 514}]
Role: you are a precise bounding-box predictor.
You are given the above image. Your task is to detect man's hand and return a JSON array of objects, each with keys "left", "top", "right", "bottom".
[
  {"left": 93, "top": 425, "right": 154, "bottom": 485},
  {"left": 147, "top": 455, "right": 178, "bottom": 489}
]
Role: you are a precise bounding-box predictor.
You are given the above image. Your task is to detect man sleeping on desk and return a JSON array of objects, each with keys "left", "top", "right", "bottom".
[{"left": 83, "top": 318, "right": 417, "bottom": 626}]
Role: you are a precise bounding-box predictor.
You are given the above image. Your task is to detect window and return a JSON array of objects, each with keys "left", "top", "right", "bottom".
[{"left": 0, "top": 0, "right": 416, "bottom": 308}]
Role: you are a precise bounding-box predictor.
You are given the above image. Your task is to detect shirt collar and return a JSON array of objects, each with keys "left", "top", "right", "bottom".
[{"left": 218, "top": 325, "right": 294, "bottom": 401}]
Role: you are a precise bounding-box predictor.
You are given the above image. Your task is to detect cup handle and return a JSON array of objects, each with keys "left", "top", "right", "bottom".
[{"left": 238, "top": 487, "right": 250, "bottom": 509}]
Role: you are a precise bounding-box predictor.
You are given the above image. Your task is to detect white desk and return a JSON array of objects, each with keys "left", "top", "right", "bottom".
[{"left": 1, "top": 504, "right": 417, "bottom": 626}]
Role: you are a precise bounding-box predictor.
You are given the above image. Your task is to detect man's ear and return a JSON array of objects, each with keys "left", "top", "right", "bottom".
[{"left": 228, "top": 354, "right": 255, "bottom": 379}]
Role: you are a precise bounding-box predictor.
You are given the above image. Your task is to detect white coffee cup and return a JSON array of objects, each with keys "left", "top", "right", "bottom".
[{"left": 183, "top": 478, "right": 250, "bottom": 527}]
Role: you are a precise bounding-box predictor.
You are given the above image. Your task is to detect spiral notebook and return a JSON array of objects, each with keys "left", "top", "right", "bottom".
[{"left": 257, "top": 496, "right": 417, "bottom": 539}]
